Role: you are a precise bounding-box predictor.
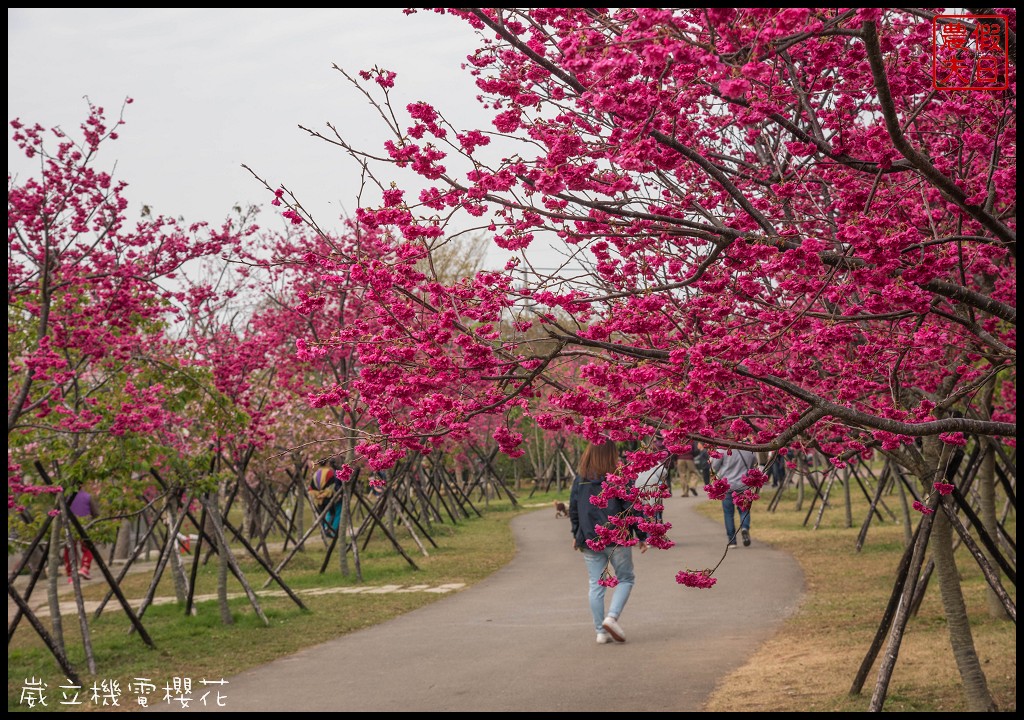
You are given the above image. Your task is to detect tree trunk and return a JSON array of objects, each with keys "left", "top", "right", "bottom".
[
  {"left": 337, "top": 483, "right": 351, "bottom": 577},
  {"left": 242, "top": 480, "right": 262, "bottom": 541},
  {"left": 794, "top": 455, "right": 806, "bottom": 512},
  {"left": 895, "top": 471, "right": 913, "bottom": 547},
  {"left": 133, "top": 499, "right": 190, "bottom": 626},
  {"left": 873, "top": 441, "right": 1000, "bottom": 712},
  {"left": 113, "top": 518, "right": 134, "bottom": 562},
  {"left": 203, "top": 493, "right": 270, "bottom": 627},
  {"left": 868, "top": 492, "right": 936, "bottom": 710},
  {"left": 295, "top": 482, "right": 305, "bottom": 550},
  {"left": 931, "top": 508, "right": 998, "bottom": 710},
  {"left": 207, "top": 493, "right": 234, "bottom": 625},
  {"left": 62, "top": 513, "right": 97, "bottom": 675},
  {"left": 46, "top": 516, "right": 65, "bottom": 649},
  {"left": 842, "top": 465, "right": 852, "bottom": 528},
  {"left": 392, "top": 494, "right": 429, "bottom": 557},
  {"left": 978, "top": 441, "right": 1009, "bottom": 620},
  {"left": 166, "top": 495, "right": 190, "bottom": 604}
]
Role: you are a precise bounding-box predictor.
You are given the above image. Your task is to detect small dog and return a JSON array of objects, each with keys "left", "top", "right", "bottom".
[{"left": 554, "top": 500, "right": 569, "bottom": 518}]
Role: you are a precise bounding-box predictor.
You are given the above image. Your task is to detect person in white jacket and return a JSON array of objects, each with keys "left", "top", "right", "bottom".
[{"left": 711, "top": 448, "right": 759, "bottom": 548}]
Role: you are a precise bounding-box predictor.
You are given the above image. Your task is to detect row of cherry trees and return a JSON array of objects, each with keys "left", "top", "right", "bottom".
[
  {"left": 6, "top": 105, "right": 544, "bottom": 672},
  {"left": 264, "top": 8, "right": 1014, "bottom": 712},
  {"left": 7, "top": 7, "right": 1015, "bottom": 712},
  {"left": 6, "top": 100, "right": 529, "bottom": 575},
  {"left": 9, "top": 101, "right": 245, "bottom": 513}
]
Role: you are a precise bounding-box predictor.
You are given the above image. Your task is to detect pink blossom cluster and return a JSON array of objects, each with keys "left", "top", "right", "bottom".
[{"left": 675, "top": 570, "right": 718, "bottom": 589}]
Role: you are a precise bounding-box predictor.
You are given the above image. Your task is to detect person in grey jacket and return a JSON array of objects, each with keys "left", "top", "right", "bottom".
[{"left": 711, "top": 448, "right": 759, "bottom": 548}]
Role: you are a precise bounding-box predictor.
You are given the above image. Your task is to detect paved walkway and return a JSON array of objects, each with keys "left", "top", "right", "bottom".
[{"left": 137, "top": 492, "right": 806, "bottom": 712}]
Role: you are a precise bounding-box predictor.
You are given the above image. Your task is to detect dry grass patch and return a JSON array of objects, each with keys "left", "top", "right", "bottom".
[{"left": 696, "top": 486, "right": 1015, "bottom": 713}]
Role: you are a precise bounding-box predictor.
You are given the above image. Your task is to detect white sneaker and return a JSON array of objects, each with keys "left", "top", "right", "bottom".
[
  {"left": 596, "top": 631, "right": 613, "bottom": 644},
  {"left": 602, "top": 616, "right": 626, "bottom": 642}
]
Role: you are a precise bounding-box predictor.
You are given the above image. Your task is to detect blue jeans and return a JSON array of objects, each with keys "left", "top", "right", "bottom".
[
  {"left": 323, "top": 505, "right": 342, "bottom": 537},
  {"left": 582, "top": 545, "right": 636, "bottom": 632},
  {"left": 722, "top": 492, "right": 750, "bottom": 543}
]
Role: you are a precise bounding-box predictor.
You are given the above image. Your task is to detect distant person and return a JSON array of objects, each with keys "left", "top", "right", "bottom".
[
  {"left": 64, "top": 488, "right": 100, "bottom": 581},
  {"left": 634, "top": 435, "right": 672, "bottom": 521},
  {"left": 309, "top": 459, "right": 343, "bottom": 538},
  {"left": 694, "top": 441, "right": 712, "bottom": 489},
  {"left": 676, "top": 439, "right": 699, "bottom": 497},
  {"left": 767, "top": 454, "right": 786, "bottom": 488},
  {"left": 711, "top": 448, "right": 758, "bottom": 548},
  {"left": 633, "top": 463, "right": 666, "bottom": 523},
  {"left": 370, "top": 469, "right": 387, "bottom": 498},
  {"left": 654, "top": 433, "right": 676, "bottom": 496},
  {"left": 570, "top": 440, "right": 648, "bottom": 645}
]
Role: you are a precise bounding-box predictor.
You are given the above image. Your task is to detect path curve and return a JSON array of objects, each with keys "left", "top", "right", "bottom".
[{"left": 148, "top": 492, "right": 805, "bottom": 712}]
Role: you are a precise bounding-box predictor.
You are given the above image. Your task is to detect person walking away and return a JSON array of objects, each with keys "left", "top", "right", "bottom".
[
  {"left": 570, "top": 441, "right": 648, "bottom": 645},
  {"left": 768, "top": 454, "right": 786, "bottom": 487},
  {"left": 694, "top": 440, "right": 712, "bottom": 488},
  {"left": 711, "top": 448, "right": 759, "bottom": 548},
  {"left": 64, "top": 488, "right": 100, "bottom": 581},
  {"left": 675, "top": 439, "right": 699, "bottom": 497}
]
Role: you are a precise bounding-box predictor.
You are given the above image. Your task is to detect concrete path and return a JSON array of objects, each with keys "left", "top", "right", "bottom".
[{"left": 145, "top": 492, "right": 805, "bottom": 712}]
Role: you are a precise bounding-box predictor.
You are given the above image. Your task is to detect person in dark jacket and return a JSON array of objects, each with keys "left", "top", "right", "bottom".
[
  {"left": 693, "top": 440, "right": 712, "bottom": 487},
  {"left": 570, "top": 440, "right": 648, "bottom": 645}
]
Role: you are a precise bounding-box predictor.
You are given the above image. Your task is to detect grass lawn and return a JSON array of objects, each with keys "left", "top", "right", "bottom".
[{"left": 8, "top": 482, "right": 1016, "bottom": 712}]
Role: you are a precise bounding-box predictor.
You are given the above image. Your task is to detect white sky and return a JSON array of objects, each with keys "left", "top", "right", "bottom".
[{"left": 8, "top": 8, "right": 545, "bottom": 270}]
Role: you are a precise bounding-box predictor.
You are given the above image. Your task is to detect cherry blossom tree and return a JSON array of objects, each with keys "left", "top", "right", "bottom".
[
  {"left": 7, "top": 102, "right": 266, "bottom": 670},
  {"left": 281, "top": 8, "right": 1014, "bottom": 710},
  {"left": 7, "top": 101, "right": 253, "bottom": 501}
]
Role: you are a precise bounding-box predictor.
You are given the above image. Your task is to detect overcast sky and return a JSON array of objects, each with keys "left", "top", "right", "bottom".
[{"left": 7, "top": 8, "right": 539, "bottom": 267}]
